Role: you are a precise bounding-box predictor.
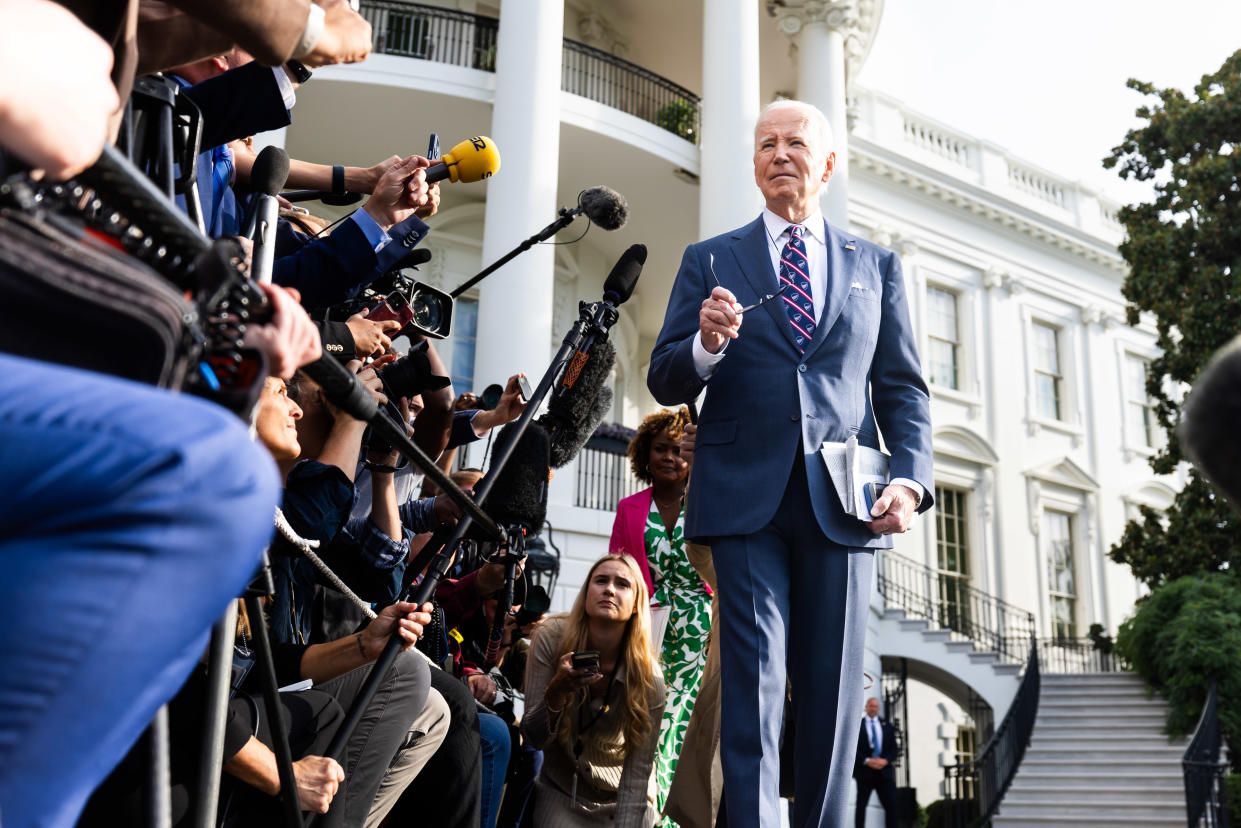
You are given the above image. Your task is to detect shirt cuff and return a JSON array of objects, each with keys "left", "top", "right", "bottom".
[
  {"left": 888, "top": 478, "right": 924, "bottom": 506},
  {"left": 691, "top": 333, "right": 727, "bottom": 381},
  {"left": 271, "top": 66, "right": 297, "bottom": 110},
  {"left": 347, "top": 516, "right": 409, "bottom": 570},
  {"left": 350, "top": 208, "right": 392, "bottom": 253}
]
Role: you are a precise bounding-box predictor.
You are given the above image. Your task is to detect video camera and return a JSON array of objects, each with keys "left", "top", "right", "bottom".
[
  {"left": 365, "top": 339, "right": 451, "bottom": 454},
  {"left": 322, "top": 250, "right": 454, "bottom": 341}
]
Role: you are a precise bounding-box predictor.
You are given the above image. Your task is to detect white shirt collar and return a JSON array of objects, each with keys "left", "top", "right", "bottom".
[{"left": 762, "top": 207, "right": 825, "bottom": 244}]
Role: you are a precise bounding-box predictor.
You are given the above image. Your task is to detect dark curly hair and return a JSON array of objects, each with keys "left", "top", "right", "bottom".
[{"left": 627, "top": 407, "right": 691, "bottom": 484}]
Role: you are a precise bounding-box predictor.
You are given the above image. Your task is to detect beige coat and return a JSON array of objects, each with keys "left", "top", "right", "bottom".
[{"left": 664, "top": 541, "right": 723, "bottom": 828}]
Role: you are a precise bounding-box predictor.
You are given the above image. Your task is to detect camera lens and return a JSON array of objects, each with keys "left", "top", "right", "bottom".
[
  {"left": 410, "top": 292, "right": 443, "bottom": 333},
  {"left": 379, "top": 345, "right": 451, "bottom": 399}
]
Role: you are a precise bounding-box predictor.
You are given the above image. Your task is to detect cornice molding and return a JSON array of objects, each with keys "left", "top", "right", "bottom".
[{"left": 851, "top": 142, "right": 1127, "bottom": 274}]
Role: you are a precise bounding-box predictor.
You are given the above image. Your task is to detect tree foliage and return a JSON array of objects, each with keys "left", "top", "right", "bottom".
[
  {"left": 1103, "top": 50, "right": 1241, "bottom": 585},
  {"left": 1115, "top": 572, "right": 1241, "bottom": 770}
]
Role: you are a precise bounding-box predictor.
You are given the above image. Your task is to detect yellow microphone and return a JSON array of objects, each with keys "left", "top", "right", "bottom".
[{"left": 425, "top": 136, "right": 500, "bottom": 184}]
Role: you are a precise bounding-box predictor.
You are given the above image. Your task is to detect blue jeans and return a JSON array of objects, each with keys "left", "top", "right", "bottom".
[
  {"left": 478, "top": 711, "right": 512, "bottom": 828},
  {"left": 0, "top": 353, "right": 280, "bottom": 828}
]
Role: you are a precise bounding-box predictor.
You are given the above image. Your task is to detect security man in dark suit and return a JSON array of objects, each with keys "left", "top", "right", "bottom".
[{"left": 854, "top": 697, "right": 899, "bottom": 828}]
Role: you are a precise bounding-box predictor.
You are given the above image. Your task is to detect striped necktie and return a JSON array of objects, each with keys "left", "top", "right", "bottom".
[{"left": 779, "top": 224, "right": 815, "bottom": 353}]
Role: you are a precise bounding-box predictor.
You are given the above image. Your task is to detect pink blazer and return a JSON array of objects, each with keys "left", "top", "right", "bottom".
[
  {"left": 608, "top": 488, "right": 712, "bottom": 599},
  {"left": 608, "top": 488, "right": 657, "bottom": 598}
]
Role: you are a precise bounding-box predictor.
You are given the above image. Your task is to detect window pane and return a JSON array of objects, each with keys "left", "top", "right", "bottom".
[
  {"left": 928, "top": 339, "right": 958, "bottom": 390},
  {"left": 1044, "top": 511, "right": 1076, "bottom": 639},
  {"left": 927, "top": 287, "right": 958, "bottom": 342},
  {"left": 1034, "top": 374, "right": 1060, "bottom": 420},
  {"left": 1032, "top": 323, "right": 1059, "bottom": 374},
  {"left": 449, "top": 298, "right": 478, "bottom": 393}
]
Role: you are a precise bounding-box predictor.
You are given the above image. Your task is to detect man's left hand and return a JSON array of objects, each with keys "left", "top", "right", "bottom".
[{"left": 867, "top": 484, "right": 917, "bottom": 535}]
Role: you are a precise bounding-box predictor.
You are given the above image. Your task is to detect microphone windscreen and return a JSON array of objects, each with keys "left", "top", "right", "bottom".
[
  {"left": 544, "top": 386, "right": 612, "bottom": 469},
  {"left": 251, "top": 146, "right": 290, "bottom": 197},
  {"left": 541, "top": 339, "right": 616, "bottom": 467},
  {"left": 437, "top": 136, "right": 501, "bottom": 183},
  {"left": 579, "top": 186, "right": 628, "bottom": 230},
  {"left": 1182, "top": 335, "right": 1241, "bottom": 510},
  {"left": 603, "top": 244, "right": 646, "bottom": 306},
  {"left": 483, "top": 422, "right": 551, "bottom": 533}
]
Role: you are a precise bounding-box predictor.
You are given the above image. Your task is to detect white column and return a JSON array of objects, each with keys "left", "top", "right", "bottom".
[
  {"left": 778, "top": 2, "right": 861, "bottom": 228},
  {"left": 474, "top": 0, "right": 564, "bottom": 387},
  {"left": 699, "top": 0, "right": 761, "bottom": 238}
]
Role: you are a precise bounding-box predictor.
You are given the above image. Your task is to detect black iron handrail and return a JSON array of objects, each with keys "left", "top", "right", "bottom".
[
  {"left": 1036, "top": 637, "right": 1130, "bottom": 673},
  {"left": 877, "top": 551, "right": 1036, "bottom": 663},
  {"left": 943, "top": 638, "right": 1041, "bottom": 828},
  {"left": 360, "top": 0, "right": 498, "bottom": 70},
  {"left": 356, "top": 1, "right": 702, "bottom": 143},
  {"left": 573, "top": 435, "right": 643, "bottom": 512},
  {"left": 1184, "top": 680, "right": 1230, "bottom": 828}
]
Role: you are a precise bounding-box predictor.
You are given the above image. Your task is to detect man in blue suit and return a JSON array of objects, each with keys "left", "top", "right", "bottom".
[{"left": 647, "top": 99, "right": 933, "bottom": 827}]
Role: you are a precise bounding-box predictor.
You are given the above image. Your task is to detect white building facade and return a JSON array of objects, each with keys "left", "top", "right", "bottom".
[{"left": 276, "top": 0, "right": 1181, "bottom": 816}]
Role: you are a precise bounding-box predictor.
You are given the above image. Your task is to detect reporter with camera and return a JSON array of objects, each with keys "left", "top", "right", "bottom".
[{"left": 523, "top": 554, "right": 666, "bottom": 828}]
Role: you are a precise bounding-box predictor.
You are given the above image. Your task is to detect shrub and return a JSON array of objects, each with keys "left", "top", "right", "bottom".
[
  {"left": 655, "top": 98, "right": 697, "bottom": 142},
  {"left": 1115, "top": 571, "right": 1241, "bottom": 770}
]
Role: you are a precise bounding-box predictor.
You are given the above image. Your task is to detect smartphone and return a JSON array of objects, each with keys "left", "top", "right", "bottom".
[
  {"left": 427, "top": 133, "right": 441, "bottom": 162},
  {"left": 865, "top": 481, "right": 888, "bottom": 513},
  {"left": 571, "top": 650, "right": 601, "bottom": 673},
  {"left": 517, "top": 375, "right": 533, "bottom": 403},
  {"left": 367, "top": 292, "right": 416, "bottom": 330}
]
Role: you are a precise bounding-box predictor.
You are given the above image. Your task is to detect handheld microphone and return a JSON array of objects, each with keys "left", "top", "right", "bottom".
[
  {"left": 1182, "top": 335, "right": 1241, "bottom": 510},
  {"left": 424, "top": 136, "right": 501, "bottom": 184},
  {"left": 244, "top": 147, "right": 290, "bottom": 284}
]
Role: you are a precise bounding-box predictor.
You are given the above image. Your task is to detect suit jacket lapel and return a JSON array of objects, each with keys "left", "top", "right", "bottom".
[
  {"left": 801, "top": 219, "right": 859, "bottom": 362},
  {"left": 729, "top": 217, "right": 799, "bottom": 351}
]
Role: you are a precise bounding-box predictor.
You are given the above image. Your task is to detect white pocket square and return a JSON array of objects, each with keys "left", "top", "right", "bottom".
[{"left": 850, "top": 282, "right": 867, "bottom": 292}]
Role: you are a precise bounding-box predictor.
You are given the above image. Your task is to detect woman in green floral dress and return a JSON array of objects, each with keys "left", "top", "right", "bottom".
[{"left": 608, "top": 408, "right": 712, "bottom": 825}]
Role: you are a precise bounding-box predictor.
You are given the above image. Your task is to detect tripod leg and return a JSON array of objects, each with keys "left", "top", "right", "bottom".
[
  {"left": 244, "top": 594, "right": 305, "bottom": 828},
  {"left": 144, "top": 705, "right": 172, "bottom": 828},
  {"left": 191, "top": 601, "right": 238, "bottom": 828}
]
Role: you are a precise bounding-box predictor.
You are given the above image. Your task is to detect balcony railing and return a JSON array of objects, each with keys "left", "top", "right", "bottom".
[
  {"left": 574, "top": 435, "right": 643, "bottom": 512},
  {"left": 358, "top": 1, "right": 701, "bottom": 143},
  {"left": 943, "top": 638, "right": 1040, "bottom": 828},
  {"left": 877, "top": 551, "right": 1036, "bottom": 664},
  {"left": 1037, "top": 637, "right": 1130, "bottom": 673},
  {"left": 1184, "top": 680, "right": 1231, "bottom": 828}
]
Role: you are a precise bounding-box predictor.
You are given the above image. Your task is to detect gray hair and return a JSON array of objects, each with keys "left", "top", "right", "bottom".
[{"left": 755, "top": 99, "right": 835, "bottom": 155}]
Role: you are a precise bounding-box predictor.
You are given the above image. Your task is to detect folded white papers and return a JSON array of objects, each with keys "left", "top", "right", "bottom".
[{"left": 819, "top": 436, "right": 890, "bottom": 521}]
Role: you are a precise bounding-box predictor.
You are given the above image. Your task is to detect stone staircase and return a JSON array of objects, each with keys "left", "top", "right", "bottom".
[{"left": 992, "top": 672, "right": 1186, "bottom": 827}]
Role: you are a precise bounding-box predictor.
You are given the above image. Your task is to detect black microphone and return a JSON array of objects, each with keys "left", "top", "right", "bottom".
[
  {"left": 603, "top": 243, "right": 646, "bottom": 305},
  {"left": 1182, "top": 335, "right": 1241, "bottom": 510},
  {"left": 244, "top": 147, "right": 290, "bottom": 284},
  {"left": 479, "top": 421, "right": 551, "bottom": 666},
  {"left": 540, "top": 339, "right": 616, "bottom": 468},
  {"left": 480, "top": 422, "right": 551, "bottom": 535},
  {"left": 579, "top": 186, "right": 628, "bottom": 231}
]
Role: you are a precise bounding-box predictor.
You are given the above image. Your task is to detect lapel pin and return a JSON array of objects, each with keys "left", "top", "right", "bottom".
[{"left": 844, "top": 243, "right": 856, "bottom": 251}]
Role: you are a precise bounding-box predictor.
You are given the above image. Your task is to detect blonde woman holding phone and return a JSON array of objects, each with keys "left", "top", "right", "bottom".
[{"left": 523, "top": 554, "right": 666, "bottom": 827}]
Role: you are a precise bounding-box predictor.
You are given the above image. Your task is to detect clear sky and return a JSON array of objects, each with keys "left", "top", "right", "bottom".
[{"left": 856, "top": 0, "right": 1241, "bottom": 205}]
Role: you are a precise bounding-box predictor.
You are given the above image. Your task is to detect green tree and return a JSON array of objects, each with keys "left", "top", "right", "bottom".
[{"left": 1103, "top": 49, "right": 1241, "bottom": 585}]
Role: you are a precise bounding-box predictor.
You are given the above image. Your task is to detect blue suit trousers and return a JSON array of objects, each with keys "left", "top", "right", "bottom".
[
  {"left": 711, "top": 452, "right": 872, "bottom": 828},
  {"left": 0, "top": 353, "right": 280, "bottom": 828}
]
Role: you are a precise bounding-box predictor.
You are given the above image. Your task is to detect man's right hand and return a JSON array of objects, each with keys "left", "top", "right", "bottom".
[
  {"left": 291, "top": 755, "right": 344, "bottom": 814},
  {"left": 699, "top": 286, "right": 743, "bottom": 354},
  {"left": 301, "top": 0, "right": 372, "bottom": 67},
  {"left": 345, "top": 307, "right": 401, "bottom": 359}
]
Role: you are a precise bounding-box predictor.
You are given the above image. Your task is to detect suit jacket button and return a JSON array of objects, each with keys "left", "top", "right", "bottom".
[
  {"left": 798, "top": 364, "right": 807, "bottom": 373},
  {"left": 790, "top": 413, "right": 800, "bottom": 422}
]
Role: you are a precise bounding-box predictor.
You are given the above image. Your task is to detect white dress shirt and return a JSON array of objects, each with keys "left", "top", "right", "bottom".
[
  {"left": 865, "top": 714, "right": 883, "bottom": 753},
  {"left": 690, "top": 210, "right": 924, "bottom": 508}
]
